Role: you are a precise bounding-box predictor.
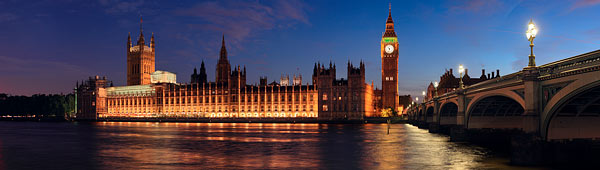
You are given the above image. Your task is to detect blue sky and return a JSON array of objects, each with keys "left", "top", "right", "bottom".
[{"left": 1, "top": 0, "right": 600, "bottom": 97}]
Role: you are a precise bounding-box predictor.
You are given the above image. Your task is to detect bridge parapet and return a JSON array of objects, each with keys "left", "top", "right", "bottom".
[{"left": 538, "top": 50, "right": 600, "bottom": 80}]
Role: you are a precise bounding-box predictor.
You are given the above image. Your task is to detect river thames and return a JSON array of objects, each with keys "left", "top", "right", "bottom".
[{"left": 0, "top": 122, "right": 542, "bottom": 169}]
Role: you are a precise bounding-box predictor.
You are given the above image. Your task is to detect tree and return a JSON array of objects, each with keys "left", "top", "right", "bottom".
[{"left": 381, "top": 108, "right": 397, "bottom": 117}]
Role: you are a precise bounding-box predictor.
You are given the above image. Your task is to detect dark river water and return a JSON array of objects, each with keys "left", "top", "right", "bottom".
[{"left": 0, "top": 122, "right": 542, "bottom": 169}]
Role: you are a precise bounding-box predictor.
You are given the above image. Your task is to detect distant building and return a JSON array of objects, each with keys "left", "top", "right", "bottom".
[
  {"left": 398, "top": 95, "right": 412, "bottom": 114},
  {"left": 425, "top": 69, "right": 500, "bottom": 101},
  {"left": 151, "top": 70, "right": 176, "bottom": 84},
  {"left": 76, "top": 76, "right": 111, "bottom": 120}
]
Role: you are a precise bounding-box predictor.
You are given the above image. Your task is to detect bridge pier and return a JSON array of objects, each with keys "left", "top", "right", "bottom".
[
  {"left": 449, "top": 126, "right": 467, "bottom": 142},
  {"left": 428, "top": 123, "right": 440, "bottom": 133},
  {"left": 510, "top": 132, "right": 544, "bottom": 165},
  {"left": 416, "top": 121, "right": 429, "bottom": 129}
]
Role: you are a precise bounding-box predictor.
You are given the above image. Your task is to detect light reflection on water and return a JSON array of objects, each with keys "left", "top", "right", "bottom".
[{"left": 0, "top": 122, "right": 537, "bottom": 169}]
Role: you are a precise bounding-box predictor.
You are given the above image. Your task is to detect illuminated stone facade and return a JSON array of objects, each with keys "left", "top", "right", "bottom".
[
  {"left": 101, "top": 83, "right": 319, "bottom": 119},
  {"left": 127, "top": 19, "right": 155, "bottom": 86},
  {"left": 381, "top": 7, "right": 399, "bottom": 111},
  {"left": 77, "top": 19, "right": 381, "bottom": 121},
  {"left": 312, "top": 61, "right": 373, "bottom": 120}
]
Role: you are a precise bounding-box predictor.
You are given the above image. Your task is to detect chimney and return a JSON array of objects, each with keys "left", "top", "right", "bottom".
[
  {"left": 496, "top": 69, "right": 500, "bottom": 78},
  {"left": 487, "top": 73, "right": 490, "bottom": 79},
  {"left": 481, "top": 69, "right": 485, "bottom": 76},
  {"left": 465, "top": 69, "right": 468, "bottom": 76},
  {"left": 450, "top": 69, "right": 453, "bottom": 75},
  {"left": 491, "top": 72, "right": 495, "bottom": 78}
]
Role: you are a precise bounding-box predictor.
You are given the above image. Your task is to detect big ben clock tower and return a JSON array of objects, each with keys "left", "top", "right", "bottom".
[{"left": 381, "top": 5, "right": 399, "bottom": 111}]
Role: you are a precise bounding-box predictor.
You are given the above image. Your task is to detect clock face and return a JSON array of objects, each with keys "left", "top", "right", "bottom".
[{"left": 385, "top": 44, "right": 394, "bottom": 54}]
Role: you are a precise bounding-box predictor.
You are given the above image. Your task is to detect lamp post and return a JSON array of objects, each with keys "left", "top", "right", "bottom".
[
  {"left": 433, "top": 81, "right": 439, "bottom": 97},
  {"left": 416, "top": 97, "right": 419, "bottom": 104},
  {"left": 422, "top": 91, "right": 426, "bottom": 102},
  {"left": 526, "top": 19, "right": 538, "bottom": 67},
  {"left": 458, "top": 64, "right": 465, "bottom": 89}
]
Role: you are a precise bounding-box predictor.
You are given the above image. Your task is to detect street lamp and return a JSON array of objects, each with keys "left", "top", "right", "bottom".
[
  {"left": 433, "top": 81, "right": 439, "bottom": 97},
  {"left": 416, "top": 97, "right": 419, "bottom": 104},
  {"left": 458, "top": 64, "right": 465, "bottom": 89},
  {"left": 422, "top": 91, "right": 426, "bottom": 102},
  {"left": 526, "top": 19, "right": 538, "bottom": 67}
]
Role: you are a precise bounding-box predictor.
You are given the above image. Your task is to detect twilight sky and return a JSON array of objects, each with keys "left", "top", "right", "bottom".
[{"left": 1, "top": 0, "right": 600, "bottom": 98}]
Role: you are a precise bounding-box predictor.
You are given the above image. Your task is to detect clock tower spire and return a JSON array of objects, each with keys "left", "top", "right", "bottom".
[{"left": 381, "top": 4, "right": 399, "bottom": 111}]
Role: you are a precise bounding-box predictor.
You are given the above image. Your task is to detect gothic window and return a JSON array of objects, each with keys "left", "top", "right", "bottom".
[{"left": 323, "top": 94, "right": 328, "bottom": 100}]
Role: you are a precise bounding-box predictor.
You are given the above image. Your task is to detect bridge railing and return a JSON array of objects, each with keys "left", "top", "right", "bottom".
[
  {"left": 538, "top": 49, "right": 600, "bottom": 79},
  {"left": 425, "top": 49, "right": 600, "bottom": 103}
]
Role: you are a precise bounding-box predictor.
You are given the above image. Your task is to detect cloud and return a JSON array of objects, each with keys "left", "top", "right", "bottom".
[
  {"left": 570, "top": 0, "right": 600, "bottom": 11},
  {"left": 173, "top": 0, "right": 310, "bottom": 44},
  {"left": 0, "top": 13, "right": 18, "bottom": 23},
  {"left": 511, "top": 57, "right": 526, "bottom": 71}
]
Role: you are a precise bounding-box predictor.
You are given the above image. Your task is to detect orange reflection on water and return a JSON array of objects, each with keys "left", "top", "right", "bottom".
[{"left": 94, "top": 122, "right": 322, "bottom": 169}]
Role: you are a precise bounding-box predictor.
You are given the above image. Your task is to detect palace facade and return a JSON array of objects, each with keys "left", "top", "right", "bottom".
[{"left": 77, "top": 6, "right": 402, "bottom": 121}]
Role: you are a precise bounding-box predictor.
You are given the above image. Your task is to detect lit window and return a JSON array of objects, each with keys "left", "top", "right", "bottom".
[
  {"left": 323, "top": 94, "right": 328, "bottom": 100},
  {"left": 323, "top": 105, "right": 328, "bottom": 111}
]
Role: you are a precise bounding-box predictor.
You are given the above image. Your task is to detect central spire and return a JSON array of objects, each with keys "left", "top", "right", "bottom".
[
  {"left": 386, "top": 3, "right": 394, "bottom": 24},
  {"left": 220, "top": 34, "right": 227, "bottom": 60},
  {"left": 137, "top": 16, "right": 145, "bottom": 45},
  {"left": 383, "top": 4, "right": 396, "bottom": 38}
]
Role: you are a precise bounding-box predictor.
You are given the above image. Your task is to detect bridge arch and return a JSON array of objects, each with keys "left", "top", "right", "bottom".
[
  {"left": 439, "top": 102, "right": 458, "bottom": 117},
  {"left": 544, "top": 80, "right": 600, "bottom": 140},
  {"left": 466, "top": 94, "right": 525, "bottom": 128},
  {"left": 466, "top": 93, "right": 524, "bottom": 118},
  {"left": 426, "top": 106, "right": 434, "bottom": 117}
]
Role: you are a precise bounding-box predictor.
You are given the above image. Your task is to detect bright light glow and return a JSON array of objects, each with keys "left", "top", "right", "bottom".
[
  {"left": 433, "top": 81, "right": 439, "bottom": 88},
  {"left": 416, "top": 97, "right": 419, "bottom": 102},
  {"left": 458, "top": 64, "right": 464, "bottom": 74},
  {"left": 422, "top": 91, "right": 426, "bottom": 96},
  {"left": 526, "top": 19, "right": 537, "bottom": 40}
]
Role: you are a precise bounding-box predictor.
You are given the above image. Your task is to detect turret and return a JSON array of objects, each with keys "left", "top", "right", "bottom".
[
  {"left": 127, "top": 32, "right": 131, "bottom": 51},
  {"left": 313, "top": 63, "right": 318, "bottom": 76},
  {"left": 199, "top": 60, "right": 207, "bottom": 83},
  {"left": 151, "top": 32, "right": 155, "bottom": 52}
]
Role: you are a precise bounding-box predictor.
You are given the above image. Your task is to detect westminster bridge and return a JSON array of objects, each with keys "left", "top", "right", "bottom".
[{"left": 406, "top": 49, "right": 600, "bottom": 165}]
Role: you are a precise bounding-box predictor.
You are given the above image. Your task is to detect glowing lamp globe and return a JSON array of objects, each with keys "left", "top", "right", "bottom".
[{"left": 526, "top": 20, "right": 537, "bottom": 40}]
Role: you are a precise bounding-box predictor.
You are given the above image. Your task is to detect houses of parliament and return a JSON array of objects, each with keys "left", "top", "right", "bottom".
[{"left": 76, "top": 8, "right": 403, "bottom": 121}]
